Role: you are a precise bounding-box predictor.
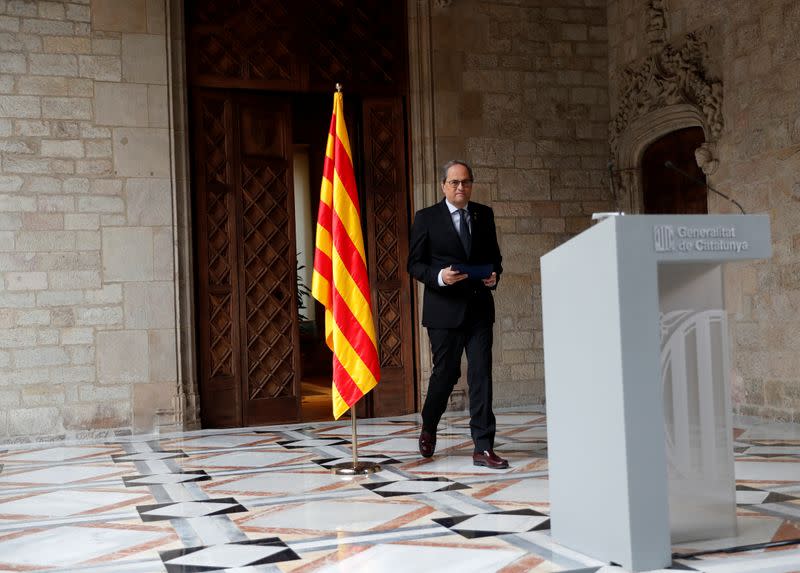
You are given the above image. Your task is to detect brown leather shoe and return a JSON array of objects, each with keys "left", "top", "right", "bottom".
[
  {"left": 418, "top": 429, "right": 436, "bottom": 458},
  {"left": 472, "top": 449, "right": 509, "bottom": 469}
]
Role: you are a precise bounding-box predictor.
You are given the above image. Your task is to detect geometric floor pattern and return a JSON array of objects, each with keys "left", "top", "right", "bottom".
[{"left": 0, "top": 407, "right": 799, "bottom": 572}]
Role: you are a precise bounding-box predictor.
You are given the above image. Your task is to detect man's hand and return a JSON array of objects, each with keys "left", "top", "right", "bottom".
[
  {"left": 442, "top": 266, "right": 468, "bottom": 285},
  {"left": 482, "top": 272, "right": 497, "bottom": 287}
]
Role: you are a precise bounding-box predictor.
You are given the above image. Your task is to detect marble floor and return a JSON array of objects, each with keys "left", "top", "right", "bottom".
[{"left": 1, "top": 407, "right": 800, "bottom": 573}]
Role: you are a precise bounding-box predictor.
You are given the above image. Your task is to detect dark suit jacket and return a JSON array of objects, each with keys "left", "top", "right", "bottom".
[{"left": 407, "top": 199, "right": 503, "bottom": 328}]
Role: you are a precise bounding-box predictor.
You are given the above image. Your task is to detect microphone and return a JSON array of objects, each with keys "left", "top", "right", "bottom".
[{"left": 664, "top": 160, "right": 746, "bottom": 214}]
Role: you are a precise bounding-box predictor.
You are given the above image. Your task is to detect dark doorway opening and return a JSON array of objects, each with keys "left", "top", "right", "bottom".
[{"left": 641, "top": 126, "right": 708, "bottom": 214}]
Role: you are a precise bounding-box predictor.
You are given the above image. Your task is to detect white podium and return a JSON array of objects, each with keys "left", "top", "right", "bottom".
[{"left": 541, "top": 214, "right": 771, "bottom": 572}]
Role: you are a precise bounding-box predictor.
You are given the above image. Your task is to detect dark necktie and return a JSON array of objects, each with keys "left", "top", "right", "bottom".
[{"left": 458, "top": 209, "right": 471, "bottom": 256}]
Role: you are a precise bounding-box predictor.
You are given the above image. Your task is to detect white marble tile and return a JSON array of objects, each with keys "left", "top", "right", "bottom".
[
  {"left": 736, "top": 489, "right": 770, "bottom": 505},
  {"left": 141, "top": 500, "right": 238, "bottom": 518},
  {"left": 697, "top": 547, "right": 800, "bottom": 573},
  {"left": 0, "top": 489, "right": 143, "bottom": 517},
  {"left": 166, "top": 543, "right": 284, "bottom": 567},
  {"left": 456, "top": 512, "right": 548, "bottom": 533},
  {"left": 245, "top": 499, "right": 421, "bottom": 532},
  {"left": 743, "top": 446, "right": 800, "bottom": 456},
  {"left": 170, "top": 435, "right": 274, "bottom": 449},
  {"left": 672, "top": 514, "right": 783, "bottom": 553},
  {"left": 182, "top": 450, "right": 308, "bottom": 468},
  {"left": 0, "top": 525, "right": 167, "bottom": 566},
  {"left": 0, "top": 446, "right": 115, "bottom": 463},
  {"left": 0, "top": 465, "right": 121, "bottom": 485},
  {"left": 371, "top": 480, "right": 456, "bottom": 494},
  {"left": 318, "top": 424, "right": 413, "bottom": 437},
  {"left": 484, "top": 477, "right": 549, "bottom": 503},
  {"left": 207, "top": 471, "right": 344, "bottom": 495},
  {"left": 314, "top": 543, "right": 523, "bottom": 573},
  {"left": 735, "top": 460, "right": 800, "bottom": 482}
]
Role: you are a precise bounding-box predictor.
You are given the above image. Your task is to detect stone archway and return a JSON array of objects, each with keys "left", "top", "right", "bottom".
[{"left": 609, "top": 23, "right": 724, "bottom": 214}]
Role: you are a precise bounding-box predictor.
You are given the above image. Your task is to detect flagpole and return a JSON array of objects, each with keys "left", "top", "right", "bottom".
[
  {"left": 331, "top": 406, "right": 381, "bottom": 476},
  {"left": 314, "top": 82, "right": 381, "bottom": 477}
]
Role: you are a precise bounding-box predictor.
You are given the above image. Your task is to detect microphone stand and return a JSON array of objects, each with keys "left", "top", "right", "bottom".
[{"left": 664, "top": 161, "right": 746, "bottom": 214}]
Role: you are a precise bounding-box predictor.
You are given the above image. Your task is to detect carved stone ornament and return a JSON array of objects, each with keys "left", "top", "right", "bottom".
[
  {"left": 646, "top": 0, "right": 668, "bottom": 52},
  {"left": 694, "top": 142, "right": 719, "bottom": 175},
  {"left": 610, "top": 27, "right": 723, "bottom": 158},
  {"left": 434, "top": 0, "right": 453, "bottom": 7}
]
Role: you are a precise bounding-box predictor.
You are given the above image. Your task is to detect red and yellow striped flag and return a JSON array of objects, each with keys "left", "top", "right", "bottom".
[{"left": 311, "top": 90, "right": 380, "bottom": 419}]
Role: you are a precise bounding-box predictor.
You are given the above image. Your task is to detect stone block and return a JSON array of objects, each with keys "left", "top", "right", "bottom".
[
  {"left": 8, "top": 406, "right": 61, "bottom": 435},
  {"left": 15, "top": 309, "right": 50, "bottom": 326},
  {"left": 149, "top": 329, "right": 177, "bottom": 382},
  {"left": 124, "top": 281, "right": 174, "bottom": 329},
  {"left": 497, "top": 168, "right": 550, "bottom": 200},
  {"left": 85, "top": 283, "right": 122, "bottom": 304},
  {"left": 78, "top": 55, "right": 121, "bottom": 81},
  {"left": 16, "top": 76, "right": 93, "bottom": 97},
  {"left": 5, "top": 272, "right": 47, "bottom": 290},
  {"left": 37, "top": 194, "right": 76, "bottom": 212},
  {"left": 0, "top": 16, "right": 21, "bottom": 32},
  {"left": 62, "top": 327, "right": 93, "bottom": 345},
  {"left": 0, "top": 95, "right": 40, "bottom": 118},
  {"left": 153, "top": 226, "right": 173, "bottom": 280},
  {"left": 43, "top": 36, "right": 91, "bottom": 54},
  {"left": 502, "top": 234, "right": 556, "bottom": 274},
  {"left": 122, "top": 34, "right": 167, "bottom": 84},
  {"left": 66, "top": 3, "right": 91, "bottom": 22},
  {"left": 112, "top": 127, "right": 169, "bottom": 177},
  {"left": 16, "top": 231, "right": 76, "bottom": 251},
  {"left": 92, "top": 0, "right": 147, "bottom": 33},
  {"left": 146, "top": 0, "right": 166, "bottom": 35},
  {"left": 14, "top": 346, "right": 69, "bottom": 368},
  {"left": 0, "top": 176, "right": 24, "bottom": 192},
  {"left": 0, "top": 53, "right": 26, "bottom": 73},
  {"left": 91, "top": 37, "right": 120, "bottom": 55},
  {"left": 0, "top": 194, "right": 36, "bottom": 211},
  {"left": 29, "top": 53, "right": 78, "bottom": 76},
  {"left": 126, "top": 178, "right": 171, "bottom": 225},
  {"left": 42, "top": 97, "right": 92, "bottom": 120},
  {"left": 40, "top": 139, "right": 84, "bottom": 158},
  {"left": 147, "top": 84, "right": 168, "bottom": 127},
  {"left": 96, "top": 330, "right": 148, "bottom": 383},
  {"left": 37, "top": 290, "right": 83, "bottom": 306},
  {"left": 133, "top": 379, "right": 172, "bottom": 432},
  {"left": 64, "top": 213, "right": 99, "bottom": 230},
  {"left": 62, "top": 401, "right": 130, "bottom": 430},
  {"left": 75, "top": 305, "right": 122, "bottom": 326},
  {"left": 95, "top": 82, "right": 149, "bottom": 127},
  {"left": 85, "top": 140, "right": 112, "bottom": 158},
  {"left": 75, "top": 159, "right": 113, "bottom": 175},
  {"left": 77, "top": 196, "right": 124, "bottom": 213},
  {"left": 102, "top": 227, "right": 153, "bottom": 282},
  {"left": 49, "top": 270, "right": 101, "bottom": 290}
]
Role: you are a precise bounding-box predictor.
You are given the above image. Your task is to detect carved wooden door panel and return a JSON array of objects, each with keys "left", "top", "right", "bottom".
[
  {"left": 193, "top": 89, "right": 300, "bottom": 427},
  {"left": 362, "top": 97, "right": 415, "bottom": 416}
]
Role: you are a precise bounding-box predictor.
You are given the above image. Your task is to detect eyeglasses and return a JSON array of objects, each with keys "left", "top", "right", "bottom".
[{"left": 445, "top": 179, "right": 474, "bottom": 189}]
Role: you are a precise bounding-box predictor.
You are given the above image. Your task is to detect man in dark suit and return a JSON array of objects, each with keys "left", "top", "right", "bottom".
[{"left": 407, "top": 160, "right": 507, "bottom": 469}]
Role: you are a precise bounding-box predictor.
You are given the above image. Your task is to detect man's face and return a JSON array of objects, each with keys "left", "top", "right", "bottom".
[{"left": 441, "top": 163, "right": 472, "bottom": 209}]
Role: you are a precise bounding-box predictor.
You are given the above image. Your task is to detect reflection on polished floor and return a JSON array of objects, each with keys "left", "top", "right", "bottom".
[{"left": 1, "top": 407, "right": 800, "bottom": 572}]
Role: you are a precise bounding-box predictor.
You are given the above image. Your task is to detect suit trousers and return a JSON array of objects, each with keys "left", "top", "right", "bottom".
[{"left": 421, "top": 310, "right": 496, "bottom": 452}]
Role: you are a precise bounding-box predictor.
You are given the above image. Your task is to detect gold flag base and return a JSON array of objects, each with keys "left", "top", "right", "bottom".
[
  {"left": 331, "top": 407, "right": 380, "bottom": 476},
  {"left": 331, "top": 461, "right": 381, "bottom": 476}
]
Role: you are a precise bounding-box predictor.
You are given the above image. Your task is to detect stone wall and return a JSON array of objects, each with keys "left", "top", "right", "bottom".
[
  {"left": 608, "top": 0, "right": 800, "bottom": 421},
  {"left": 427, "top": 0, "right": 610, "bottom": 407},
  {"left": 0, "top": 0, "right": 177, "bottom": 441}
]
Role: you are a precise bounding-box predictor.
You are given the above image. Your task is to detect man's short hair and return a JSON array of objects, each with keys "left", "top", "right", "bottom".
[{"left": 440, "top": 160, "right": 474, "bottom": 183}]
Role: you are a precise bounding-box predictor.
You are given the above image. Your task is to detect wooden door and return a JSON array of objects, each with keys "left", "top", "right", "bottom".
[
  {"left": 642, "top": 127, "right": 707, "bottom": 214},
  {"left": 187, "top": 0, "right": 415, "bottom": 426},
  {"left": 362, "top": 97, "right": 415, "bottom": 416},
  {"left": 193, "top": 90, "right": 301, "bottom": 427}
]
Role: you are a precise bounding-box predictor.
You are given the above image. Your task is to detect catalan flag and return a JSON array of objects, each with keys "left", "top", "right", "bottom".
[{"left": 311, "top": 90, "right": 380, "bottom": 419}]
